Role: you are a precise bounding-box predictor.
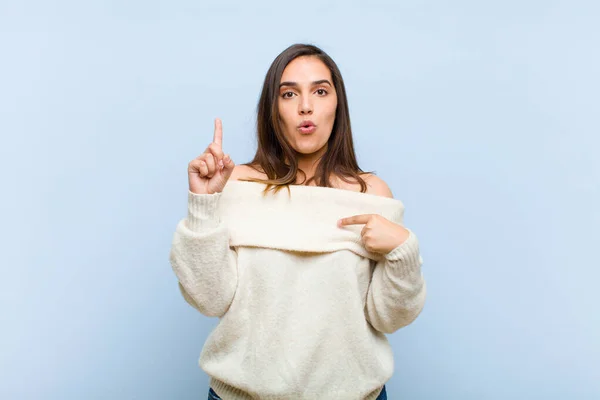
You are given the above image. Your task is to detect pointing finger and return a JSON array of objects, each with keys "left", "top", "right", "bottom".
[
  {"left": 213, "top": 118, "right": 223, "bottom": 147},
  {"left": 338, "top": 214, "right": 373, "bottom": 227}
]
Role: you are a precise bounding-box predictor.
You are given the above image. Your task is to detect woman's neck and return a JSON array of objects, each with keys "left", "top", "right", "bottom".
[{"left": 295, "top": 146, "right": 328, "bottom": 185}]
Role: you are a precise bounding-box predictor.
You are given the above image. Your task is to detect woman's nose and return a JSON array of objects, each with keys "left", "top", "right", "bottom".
[{"left": 299, "top": 97, "right": 313, "bottom": 115}]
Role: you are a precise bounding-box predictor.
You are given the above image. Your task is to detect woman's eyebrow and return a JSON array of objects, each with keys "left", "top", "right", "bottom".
[{"left": 279, "top": 79, "right": 333, "bottom": 88}]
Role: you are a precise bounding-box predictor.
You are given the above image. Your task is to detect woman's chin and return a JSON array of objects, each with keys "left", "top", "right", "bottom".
[
  {"left": 295, "top": 146, "right": 324, "bottom": 156},
  {"left": 291, "top": 140, "right": 328, "bottom": 156}
]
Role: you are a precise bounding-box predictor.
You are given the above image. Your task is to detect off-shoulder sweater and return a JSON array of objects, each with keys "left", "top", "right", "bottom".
[{"left": 169, "top": 180, "right": 426, "bottom": 400}]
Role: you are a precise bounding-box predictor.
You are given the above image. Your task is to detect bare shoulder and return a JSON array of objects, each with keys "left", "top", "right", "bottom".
[
  {"left": 333, "top": 173, "right": 394, "bottom": 198},
  {"left": 230, "top": 164, "right": 267, "bottom": 181},
  {"left": 361, "top": 173, "right": 394, "bottom": 198}
]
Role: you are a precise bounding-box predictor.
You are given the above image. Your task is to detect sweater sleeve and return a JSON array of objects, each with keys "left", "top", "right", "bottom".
[
  {"left": 364, "top": 229, "right": 426, "bottom": 334},
  {"left": 169, "top": 190, "right": 238, "bottom": 318}
]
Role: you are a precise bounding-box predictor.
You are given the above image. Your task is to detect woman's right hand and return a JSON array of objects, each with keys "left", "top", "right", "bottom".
[{"left": 188, "top": 118, "right": 235, "bottom": 195}]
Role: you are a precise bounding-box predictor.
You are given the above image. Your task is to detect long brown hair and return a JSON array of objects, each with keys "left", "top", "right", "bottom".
[{"left": 241, "top": 43, "right": 374, "bottom": 195}]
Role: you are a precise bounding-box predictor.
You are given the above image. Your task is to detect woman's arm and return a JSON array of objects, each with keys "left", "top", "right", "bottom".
[
  {"left": 353, "top": 175, "right": 426, "bottom": 333},
  {"left": 364, "top": 230, "right": 426, "bottom": 334},
  {"left": 169, "top": 191, "right": 238, "bottom": 318}
]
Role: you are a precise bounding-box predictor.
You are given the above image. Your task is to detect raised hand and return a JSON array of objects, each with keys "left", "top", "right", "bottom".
[{"left": 187, "top": 118, "right": 235, "bottom": 194}]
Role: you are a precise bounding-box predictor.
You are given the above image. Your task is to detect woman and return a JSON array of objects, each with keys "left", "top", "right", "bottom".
[{"left": 170, "top": 43, "right": 426, "bottom": 400}]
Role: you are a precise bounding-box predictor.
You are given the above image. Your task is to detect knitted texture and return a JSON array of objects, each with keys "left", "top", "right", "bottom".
[{"left": 170, "top": 181, "right": 426, "bottom": 400}]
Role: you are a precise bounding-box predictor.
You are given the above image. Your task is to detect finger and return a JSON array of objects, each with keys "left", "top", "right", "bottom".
[
  {"left": 198, "top": 151, "right": 220, "bottom": 171},
  {"left": 198, "top": 160, "right": 208, "bottom": 177},
  {"left": 189, "top": 159, "right": 209, "bottom": 177},
  {"left": 213, "top": 118, "right": 223, "bottom": 147},
  {"left": 221, "top": 154, "right": 235, "bottom": 180},
  {"left": 204, "top": 153, "right": 216, "bottom": 176},
  {"left": 361, "top": 225, "right": 368, "bottom": 237},
  {"left": 206, "top": 142, "right": 224, "bottom": 163},
  {"left": 338, "top": 214, "right": 372, "bottom": 227}
]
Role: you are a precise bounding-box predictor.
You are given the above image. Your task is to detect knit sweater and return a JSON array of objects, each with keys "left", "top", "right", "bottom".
[{"left": 169, "top": 180, "right": 426, "bottom": 400}]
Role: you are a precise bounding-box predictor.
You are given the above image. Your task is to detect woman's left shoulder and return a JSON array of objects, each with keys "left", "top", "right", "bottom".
[{"left": 360, "top": 173, "right": 394, "bottom": 198}]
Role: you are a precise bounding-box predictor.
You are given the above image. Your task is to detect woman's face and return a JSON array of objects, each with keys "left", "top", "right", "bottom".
[{"left": 277, "top": 56, "right": 338, "bottom": 156}]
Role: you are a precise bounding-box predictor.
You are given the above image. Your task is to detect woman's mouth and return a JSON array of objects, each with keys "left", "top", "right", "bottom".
[{"left": 298, "top": 120, "right": 316, "bottom": 134}]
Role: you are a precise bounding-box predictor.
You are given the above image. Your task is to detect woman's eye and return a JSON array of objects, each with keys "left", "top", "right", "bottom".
[
  {"left": 282, "top": 92, "right": 295, "bottom": 98},
  {"left": 316, "top": 89, "right": 327, "bottom": 95}
]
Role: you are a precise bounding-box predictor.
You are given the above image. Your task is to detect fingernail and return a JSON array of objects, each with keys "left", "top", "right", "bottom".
[{"left": 218, "top": 160, "right": 224, "bottom": 168}]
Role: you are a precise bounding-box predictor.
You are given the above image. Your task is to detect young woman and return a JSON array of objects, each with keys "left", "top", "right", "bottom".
[{"left": 170, "top": 43, "right": 426, "bottom": 400}]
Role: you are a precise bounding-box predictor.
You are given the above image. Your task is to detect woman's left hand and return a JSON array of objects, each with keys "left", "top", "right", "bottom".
[{"left": 338, "top": 214, "right": 410, "bottom": 254}]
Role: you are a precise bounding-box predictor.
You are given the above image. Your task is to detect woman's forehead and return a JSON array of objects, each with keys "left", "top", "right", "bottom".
[{"left": 281, "top": 56, "right": 332, "bottom": 83}]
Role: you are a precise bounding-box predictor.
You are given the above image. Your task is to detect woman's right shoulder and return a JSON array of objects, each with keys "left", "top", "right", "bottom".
[{"left": 229, "top": 164, "right": 268, "bottom": 181}]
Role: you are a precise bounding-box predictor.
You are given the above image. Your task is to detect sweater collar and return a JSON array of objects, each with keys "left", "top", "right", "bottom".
[{"left": 217, "top": 180, "right": 406, "bottom": 261}]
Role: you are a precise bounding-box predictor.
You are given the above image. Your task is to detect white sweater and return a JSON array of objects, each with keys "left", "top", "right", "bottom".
[{"left": 169, "top": 180, "right": 426, "bottom": 400}]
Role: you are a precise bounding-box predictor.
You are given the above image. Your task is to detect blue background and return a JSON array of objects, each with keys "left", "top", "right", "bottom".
[{"left": 1, "top": 1, "right": 598, "bottom": 399}]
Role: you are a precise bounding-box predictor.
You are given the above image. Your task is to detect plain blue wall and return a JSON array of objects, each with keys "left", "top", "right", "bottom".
[{"left": 1, "top": 1, "right": 598, "bottom": 399}]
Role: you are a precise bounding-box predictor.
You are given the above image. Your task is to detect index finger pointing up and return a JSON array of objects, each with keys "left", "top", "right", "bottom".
[{"left": 213, "top": 118, "right": 223, "bottom": 146}]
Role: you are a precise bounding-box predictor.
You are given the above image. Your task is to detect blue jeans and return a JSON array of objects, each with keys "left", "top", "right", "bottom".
[{"left": 208, "top": 385, "right": 387, "bottom": 399}]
